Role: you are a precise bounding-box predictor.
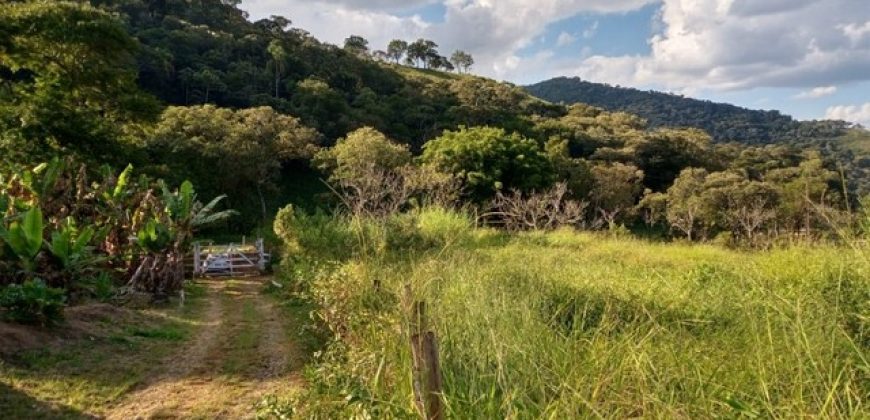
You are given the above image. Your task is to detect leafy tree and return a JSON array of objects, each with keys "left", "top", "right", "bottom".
[
  {"left": 387, "top": 39, "right": 408, "bottom": 64},
  {"left": 627, "top": 128, "right": 714, "bottom": 191},
  {"left": 314, "top": 127, "right": 411, "bottom": 182},
  {"left": 407, "top": 39, "right": 439, "bottom": 68},
  {"left": 344, "top": 35, "right": 370, "bottom": 57},
  {"left": 421, "top": 126, "right": 553, "bottom": 200},
  {"left": 147, "top": 105, "right": 319, "bottom": 222},
  {"left": 0, "top": 1, "right": 157, "bottom": 167},
  {"left": 450, "top": 50, "right": 474, "bottom": 73},
  {"left": 665, "top": 168, "right": 708, "bottom": 240},
  {"left": 545, "top": 138, "right": 594, "bottom": 199},
  {"left": 590, "top": 163, "right": 644, "bottom": 226}
]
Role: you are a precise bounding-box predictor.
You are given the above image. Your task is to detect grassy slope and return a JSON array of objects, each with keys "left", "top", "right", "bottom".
[{"left": 286, "top": 211, "right": 869, "bottom": 418}]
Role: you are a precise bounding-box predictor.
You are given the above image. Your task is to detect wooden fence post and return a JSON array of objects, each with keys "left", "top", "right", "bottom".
[
  {"left": 192, "top": 242, "right": 201, "bottom": 278},
  {"left": 409, "top": 300, "right": 445, "bottom": 420}
]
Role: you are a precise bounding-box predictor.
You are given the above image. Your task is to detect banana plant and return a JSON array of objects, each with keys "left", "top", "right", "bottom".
[
  {"left": 48, "top": 218, "right": 98, "bottom": 272},
  {"left": 136, "top": 218, "right": 173, "bottom": 253},
  {"left": 0, "top": 206, "right": 44, "bottom": 272},
  {"left": 161, "top": 180, "right": 236, "bottom": 248}
]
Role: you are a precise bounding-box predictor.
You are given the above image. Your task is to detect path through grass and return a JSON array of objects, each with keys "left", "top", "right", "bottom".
[{"left": 0, "top": 277, "right": 308, "bottom": 419}]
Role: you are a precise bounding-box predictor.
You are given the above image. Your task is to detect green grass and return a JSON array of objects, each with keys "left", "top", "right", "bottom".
[
  {"left": 0, "top": 283, "right": 206, "bottom": 418},
  {"left": 279, "top": 209, "right": 869, "bottom": 418}
]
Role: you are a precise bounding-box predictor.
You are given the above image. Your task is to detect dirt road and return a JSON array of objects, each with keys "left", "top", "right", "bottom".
[{"left": 106, "top": 278, "right": 305, "bottom": 419}]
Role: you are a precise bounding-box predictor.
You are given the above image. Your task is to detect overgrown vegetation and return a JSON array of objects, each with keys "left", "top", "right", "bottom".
[
  {"left": 270, "top": 206, "right": 869, "bottom": 418},
  {"left": 0, "top": 158, "right": 232, "bottom": 322}
]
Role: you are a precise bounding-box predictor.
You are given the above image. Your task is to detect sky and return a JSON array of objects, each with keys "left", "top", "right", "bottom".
[{"left": 240, "top": 0, "right": 870, "bottom": 125}]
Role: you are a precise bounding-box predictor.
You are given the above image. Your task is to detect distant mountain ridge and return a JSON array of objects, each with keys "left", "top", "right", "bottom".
[{"left": 525, "top": 77, "right": 854, "bottom": 145}]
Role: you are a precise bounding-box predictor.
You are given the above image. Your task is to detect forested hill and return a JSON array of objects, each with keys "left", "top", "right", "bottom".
[
  {"left": 526, "top": 77, "right": 856, "bottom": 144},
  {"left": 94, "top": 0, "right": 557, "bottom": 147}
]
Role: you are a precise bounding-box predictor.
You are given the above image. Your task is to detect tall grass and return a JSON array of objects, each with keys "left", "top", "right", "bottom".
[{"left": 273, "top": 207, "right": 869, "bottom": 418}]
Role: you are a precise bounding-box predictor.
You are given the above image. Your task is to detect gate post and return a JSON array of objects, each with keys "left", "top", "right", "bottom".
[
  {"left": 256, "top": 238, "right": 266, "bottom": 271},
  {"left": 192, "top": 242, "right": 201, "bottom": 278}
]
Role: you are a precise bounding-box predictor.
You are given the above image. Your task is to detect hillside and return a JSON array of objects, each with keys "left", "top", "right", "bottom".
[
  {"left": 94, "top": 0, "right": 558, "bottom": 147},
  {"left": 525, "top": 77, "right": 855, "bottom": 144}
]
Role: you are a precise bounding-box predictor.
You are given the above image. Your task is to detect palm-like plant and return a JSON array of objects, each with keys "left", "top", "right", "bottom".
[{"left": 127, "top": 180, "right": 236, "bottom": 297}]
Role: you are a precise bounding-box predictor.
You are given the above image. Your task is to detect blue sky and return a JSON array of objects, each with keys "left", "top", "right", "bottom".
[{"left": 242, "top": 0, "right": 870, "bottom": 125}]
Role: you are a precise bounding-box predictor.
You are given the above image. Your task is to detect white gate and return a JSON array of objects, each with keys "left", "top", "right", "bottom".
[{"left": 191, "top": 238, "right": 270, "bottom": 277}]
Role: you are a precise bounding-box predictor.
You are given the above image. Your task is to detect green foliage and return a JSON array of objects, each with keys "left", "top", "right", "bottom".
[
  {"left": 136, "top": 219, "right": 173, "bottom": 254},
  {"left": 421, "top": 126, "right": 554, "bottom": 200},
  {"left": 0, "top": 279, "right": 65, "bottom": 326},
  {"left": 48, "top": 220, "right": 97, "bottom": 271},
  {"left": 274, "top": 205, "right": 354, "bottom": 261},
  {"left": 75, "top": 271, "right": 115, "bottom": 302},
  {"left": 146, "top": 105, "right": 318, "bottom": 225},
  {"left": 1, "top": 206, "right": 44, "bottom": 272},
  {"left": 313, "top": 127, "right": 411, "bottom": 181},
  {"left": 0, "top": 1, "right": 157, "bottom": 166}
]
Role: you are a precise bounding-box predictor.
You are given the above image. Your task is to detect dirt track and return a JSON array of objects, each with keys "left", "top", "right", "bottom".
[{"left": 106, "top": 278, "right": 304, "bottom": 419}]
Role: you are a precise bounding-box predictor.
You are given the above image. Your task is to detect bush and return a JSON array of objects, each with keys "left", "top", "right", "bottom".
[
  {"left": 421, "top": 126, "right": 554, "bottom": 200},
  {"left": 274, "top": 204, "right": 354, "bottom": 260},
  {"left": 0, "top": 279, "right": 66, "bottom": 325}
]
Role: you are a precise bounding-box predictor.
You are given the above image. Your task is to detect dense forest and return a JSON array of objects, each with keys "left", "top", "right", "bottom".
[
  {"left": 2, "top": 0, "right": 867, "bottom": 231},
  {"left": 525, "top": 77, "right": 861, "bottom": 144}
]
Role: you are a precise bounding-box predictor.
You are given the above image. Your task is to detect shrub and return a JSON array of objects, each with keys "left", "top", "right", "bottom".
[
  {"left": 421, "top": 126, "right": 554, "bottom": 200},
  {"left": 0, "top": 279, "right": 65, "bottom": 325},
  {"left": 274, "top": 204, "right": 354, "bottom": 260}
]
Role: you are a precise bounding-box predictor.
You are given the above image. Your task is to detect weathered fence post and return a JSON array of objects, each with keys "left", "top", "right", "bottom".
[
  {"left": 256, "top": 238, "right": 266, "bottom": 271},
  {"left": 192, "top": 242, "right": 201, "bottom": 278},
  {"left": 409, "top": 300, "right": 445, "bottom": 420}
]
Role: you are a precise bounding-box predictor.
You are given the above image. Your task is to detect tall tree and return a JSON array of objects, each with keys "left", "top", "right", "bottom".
[
  {"left": 386, "top": 39, "right": 408, "bottom": 64},
  {"left": 450, "top": 50, "right": 474, "bottom": 73},
  {"left": 407, "top": 39, "right": 439, "bottom": 68},
  {"left": 343, "top": 35, "right": 370, "bottom": 57},
  {"left": 267, "top": 39, "right": 288, "bottom": 98}
]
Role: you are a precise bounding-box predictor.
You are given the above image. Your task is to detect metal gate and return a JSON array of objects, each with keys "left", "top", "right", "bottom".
[{"left": 191, "top": 238, "right": 270, "bottom": 277}]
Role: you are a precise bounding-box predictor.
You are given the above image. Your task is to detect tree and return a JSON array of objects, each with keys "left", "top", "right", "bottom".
[
  {"left": 344, "top": 35, "right": 370, "bottom": 57},
  {"left": 421, "top": 126, "right": 554, "bottom": 200},
  {"left": 450, "top": 50, "right": 474, "bottom": 73},
  {"left": 147, "top": 105, "right": 319, "bottom": 221},
  {"left": 627, "top": 128, "right": 714, "bottom": 191},
  {"left": 387, "top": 39, "right": 408, "bottom": 64},
  {"left": 665, "top": 168, "right": 708, "bottom": 240},
  {"left": 590, "top": 163, "right": 644, "bottom": 227},
  {"left": 407, "top": 39, "right": 439, "bottom": 68},
  {"left": 0, "top": 1, "right": 158, "bottom": 166},
  {"left": 314, "top": 127, "right": 411, "bottom": 182},
  {"left": 193, "top": 68, "right": 226, "bottom": 103},
  {"left": 267, "top": 39, "right": 289, "bottom": 98}
]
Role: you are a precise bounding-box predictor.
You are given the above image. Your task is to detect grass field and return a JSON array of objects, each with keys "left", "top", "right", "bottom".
[{"left": 276, "top": 208, "right": 869, "bottom": 418}]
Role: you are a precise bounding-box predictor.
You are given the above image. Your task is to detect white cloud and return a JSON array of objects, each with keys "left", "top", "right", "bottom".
[
  {"left": 582, "top": 21, "right": 599, "bottom": 39},
  {"left": 793, "top": 86, "right": 838, "bottom": 99},
  {"left": 841, "top": 21, "right": 870, "bottom": 44},
  {"left": 556, "top": 32, "right": 576, "bottom": 47},
  {"left": 825, "top": 103, "right": 870, "bottom": 125},
  {"left": 240, "top": 0, "right": 870, "bottom": 90},
  {"left": 568, "top": 0, "right": 870, "bottom": 91},
  {"left": 241, "top": 0, "right": 655, "bottom": 82}
]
